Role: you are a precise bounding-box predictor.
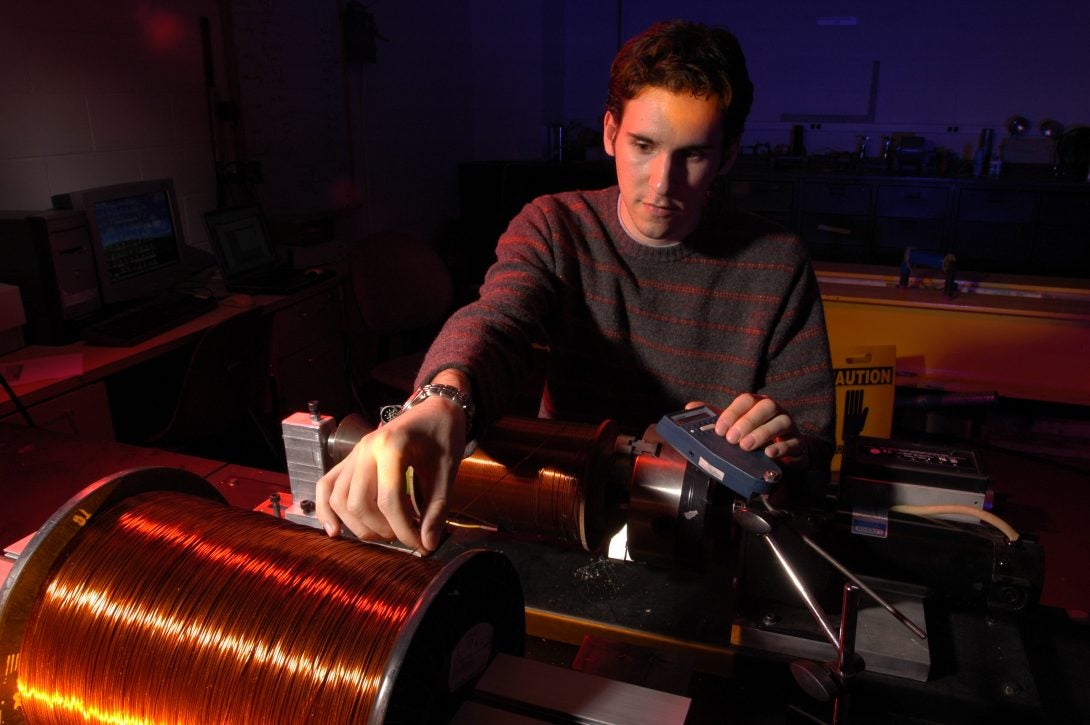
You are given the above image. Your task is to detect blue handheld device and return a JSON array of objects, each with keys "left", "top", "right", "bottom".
[{"left": 655, "top": 406, "right": 782, "bottom": 499}]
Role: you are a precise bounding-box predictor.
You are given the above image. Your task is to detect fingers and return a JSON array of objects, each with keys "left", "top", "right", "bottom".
[
  {"left": 419, "top": 488, "right": 449, "bottom": 553},
  {"left": 314, "top": 456, "right": 346, "bottom": 538},
  {"left": 312, "top": 395, "right": 466, "bottom": 552},
  {"left": 763, "top": 436, "right": 807, "bottom": 465},
  {"left": 319, "top": 448, "right": 393, "bottom": 541},
  {"left": 375, "top": 450, "right": 423, "bottom": 551},
  {"left": 314, "top": 428, "right": 418, "bottom": 546},
  {"left": 713, "top": 393, "right": 806, "bottom": 465},
  {"left": 716, "top": 394, "right": 781, "bottom": 446}
]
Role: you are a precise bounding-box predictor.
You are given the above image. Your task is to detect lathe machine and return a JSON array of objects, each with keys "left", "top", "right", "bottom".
[{"left": 0, "top": 403, "right": 1046, "bottom": 724}]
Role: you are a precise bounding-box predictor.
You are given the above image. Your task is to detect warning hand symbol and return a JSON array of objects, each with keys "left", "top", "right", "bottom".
[{"left": 843, "top": 388, "right": 869, "bottom": 438}]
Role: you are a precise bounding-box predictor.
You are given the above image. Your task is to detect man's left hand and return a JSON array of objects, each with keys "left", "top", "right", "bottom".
[{"left": 686, "top": 394, "right": 809, "bottom": 468}]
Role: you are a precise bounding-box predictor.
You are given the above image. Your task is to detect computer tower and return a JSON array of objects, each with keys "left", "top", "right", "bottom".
[{"left": 0, "top": 210, "right": 101, "bottom": 344}]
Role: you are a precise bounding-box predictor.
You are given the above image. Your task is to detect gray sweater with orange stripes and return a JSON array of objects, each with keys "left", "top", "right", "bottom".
[{"left": 418, "top": 186, "right": 835, "bottom": 468}]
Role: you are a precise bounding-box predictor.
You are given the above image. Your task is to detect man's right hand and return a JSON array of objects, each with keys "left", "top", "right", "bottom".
[{"left": 314, "top": 371, "right": 471, "bottom": 554}]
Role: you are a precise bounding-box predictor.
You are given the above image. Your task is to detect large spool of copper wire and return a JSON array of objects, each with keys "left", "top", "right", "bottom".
[
  {"left": 0, "top": 468, "right": 524, "bottom": 725},
  {"left": 450, "top": 416, "right": 619, "bottom": 551}
]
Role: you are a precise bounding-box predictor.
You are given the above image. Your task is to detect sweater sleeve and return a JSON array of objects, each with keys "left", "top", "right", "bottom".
[
  {"left": 759, "top": 247, "right": 836, "bottom": 473},
  {"left": 416, "top": 199, "right": 559, "bottom": 433}
]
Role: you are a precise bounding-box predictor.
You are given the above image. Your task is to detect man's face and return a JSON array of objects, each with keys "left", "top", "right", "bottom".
[{"left": 604, "top": 87, "right": 737, "bottom": 246}]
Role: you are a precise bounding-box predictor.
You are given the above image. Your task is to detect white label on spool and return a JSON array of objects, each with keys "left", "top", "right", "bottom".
[
  {"left": 446, "top": 619, "right": 494, "bottom": 689},
  {"left": 448, "top": 622, "right": 494, "bottom": 691}
]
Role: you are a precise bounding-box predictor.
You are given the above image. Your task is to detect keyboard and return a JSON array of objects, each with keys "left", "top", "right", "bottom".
[{"left": 82, "top": 294, "right": 218, "bottom": 346}]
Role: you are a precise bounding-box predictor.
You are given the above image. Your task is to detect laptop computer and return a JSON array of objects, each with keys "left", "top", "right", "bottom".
[{"left": 204, "top": 205, "right": 330, "bottom": 294}]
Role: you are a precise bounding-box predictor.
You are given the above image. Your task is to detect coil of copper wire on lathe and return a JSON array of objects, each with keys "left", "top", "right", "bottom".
[
  {"left": 450, "top": 416, "right": 619, "bottom": 551},
  {"left": 1, "top": 468, "right": 524, "bottom": 725}
]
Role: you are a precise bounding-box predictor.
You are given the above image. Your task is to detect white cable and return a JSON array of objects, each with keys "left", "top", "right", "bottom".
[{"left": 889, "top": 504, "right": 1020, "bottom": 542}]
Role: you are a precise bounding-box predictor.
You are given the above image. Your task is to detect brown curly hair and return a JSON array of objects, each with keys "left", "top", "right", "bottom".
[{"left": 606, "top": 20, "right": 754, "bottom": 146}]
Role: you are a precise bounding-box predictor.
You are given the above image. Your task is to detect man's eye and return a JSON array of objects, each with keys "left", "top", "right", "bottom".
[
  {"left": 686, "top": 150, "right": 708, "bottom": 161},
  {"left": 632, "top": 140, "right": 653, "bottom": 153}
]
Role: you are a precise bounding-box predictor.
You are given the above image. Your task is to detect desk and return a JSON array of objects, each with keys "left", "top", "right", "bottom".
[{"left": 0, "top": 276, "right": 353, "bottom": 444}]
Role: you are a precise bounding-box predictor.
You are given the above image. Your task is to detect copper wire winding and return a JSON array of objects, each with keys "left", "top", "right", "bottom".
[
  {"left": 18, "top": 492, "right": 457, "bottom": 724},
  {"left": 451, "top": 417, "right": 618, "bottom": 550}
]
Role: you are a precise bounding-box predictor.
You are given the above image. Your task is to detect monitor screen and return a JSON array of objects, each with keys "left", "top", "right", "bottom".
[
  {"left": 203, "top": 205, "right": 278, "bottom": 278},
  {"left": 94, "top": 190, "right": 181, "bottom": 283},
  {"left": 64, "top": 179, "right": 189, "bottom": 307}
]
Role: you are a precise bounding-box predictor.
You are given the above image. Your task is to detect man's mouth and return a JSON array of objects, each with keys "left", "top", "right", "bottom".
[{"left": 642, "top": 200, "right": 680, "bottom": 218}]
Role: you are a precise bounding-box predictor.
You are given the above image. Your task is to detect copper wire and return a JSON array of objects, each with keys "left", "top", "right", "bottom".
[
  {"left": 17, "top": 491, "right": 451, "bottom": 724},
  {"left": 451, "top": 417, "right": 617, "bottom": 549}
]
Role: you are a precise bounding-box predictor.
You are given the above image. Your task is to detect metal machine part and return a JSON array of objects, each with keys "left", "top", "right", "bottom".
[
  {"left": 836, "top": 435, "right": 1042, "bottom": 612},
  {"left": 827, "top": 508, "right": 1043, "bottom": 613},
  {"left": 280, "top": 407, "right": 1042, "bottom": 619},
  {"left": 839, "top": 436, "right": 992, "bottom": 519},
  {"left": 284, "top": 409, "right": 719, "bottom": 565},
  {"left": 450, "top": 416, "right": 620, "bottom": 550},
  {"left": 288, "top": 411, "right": 632, "bottom": 553},
  {"left": 729, "top": 429, "right": 1042, "bottom": 694},
  {"left": 732, "top": 504, "right": 934, "bottom": 683},
  {"left": 732, "top": 502, "right": 928, "bottom": 706},
  {"left": 281, "top": 400, "right": 338, "bottom": 526},
  {"left": 788, "top": 584, "right": 862, "bottom": 724},
  {"left": 626, "top": 424, "right": 725, "bottom": 568}
]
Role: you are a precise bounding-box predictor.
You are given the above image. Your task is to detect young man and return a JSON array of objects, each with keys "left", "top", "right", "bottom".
[{"left": 316, "top": 20, "right": 835, "bottom": 553}]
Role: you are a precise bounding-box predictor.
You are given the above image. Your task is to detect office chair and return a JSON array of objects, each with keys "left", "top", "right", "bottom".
[
  {"left": 143, "top": 308, "right": 276, "bottom": 466},
  {"left": 347, "top": 224, "right": 456, "bottom": 417}
]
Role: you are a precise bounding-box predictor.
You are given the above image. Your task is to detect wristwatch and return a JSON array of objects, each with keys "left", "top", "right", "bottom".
[{"left": 381, "top": 383, "right": 476, "bottom": 433}]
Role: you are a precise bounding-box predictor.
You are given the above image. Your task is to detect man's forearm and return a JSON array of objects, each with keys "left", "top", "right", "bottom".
[{"left": 431, "top": 368, "right": 472, "bottom": 392}]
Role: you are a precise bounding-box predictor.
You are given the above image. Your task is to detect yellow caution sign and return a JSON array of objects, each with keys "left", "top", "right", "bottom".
[{"left": 831, "top": 345, "right": 896, "bottom": 471}]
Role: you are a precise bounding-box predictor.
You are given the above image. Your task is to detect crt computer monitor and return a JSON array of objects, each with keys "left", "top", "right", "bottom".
[{"left": 62, "top": 179, "right": 189, "bottom": 307}]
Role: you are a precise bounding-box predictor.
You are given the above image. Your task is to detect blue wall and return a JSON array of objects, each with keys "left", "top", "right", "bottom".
[{"left": 3, "top": 1, "right": 1088, "bottom": 240}]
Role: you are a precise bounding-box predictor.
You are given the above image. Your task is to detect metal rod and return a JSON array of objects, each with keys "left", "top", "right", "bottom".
[
  {"left": 833, "top": 583, "right": 861, "bottom": 725},
  {"left": 836, "top": 583, "right": 861, "bottom": 675},
  {"left": 759, "top": 498, "right": 927, "bottom": 640},
  {"left": 760, "top": 534, "right": 840, "bottom": 649},
  {"left": 795, "top": 529, "right": 927, "bottom": 640}
]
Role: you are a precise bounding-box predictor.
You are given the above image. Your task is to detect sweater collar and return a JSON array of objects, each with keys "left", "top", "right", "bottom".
[{"left": 609, "top": 187, "right": 702, "bottom": 262}]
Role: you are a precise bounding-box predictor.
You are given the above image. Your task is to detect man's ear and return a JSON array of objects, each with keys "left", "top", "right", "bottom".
[
  {"left": 602, "top": 110, "right": 619, "bottom": 157},
  {"left": 718, "top": 139, "right": 741, "bottom": 176}
]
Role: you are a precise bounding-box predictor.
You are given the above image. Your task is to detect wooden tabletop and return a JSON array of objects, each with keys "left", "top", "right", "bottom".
[{"left": 0, "top": 424, "right": 288, "bottom": 547}]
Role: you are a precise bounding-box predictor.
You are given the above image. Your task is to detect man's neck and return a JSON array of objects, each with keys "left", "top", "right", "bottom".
[{"left": 616, "top": 195, "right": 682, "bottom": 248}]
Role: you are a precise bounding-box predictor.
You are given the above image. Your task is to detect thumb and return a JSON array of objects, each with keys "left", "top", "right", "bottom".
[{"left": 418, "top": 494, "right": 448, "bottom": 553}]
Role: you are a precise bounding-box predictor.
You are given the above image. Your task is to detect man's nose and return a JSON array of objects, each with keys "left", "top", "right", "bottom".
[{"left": 650, "top": 152, "right": 677, "bottom": 194}]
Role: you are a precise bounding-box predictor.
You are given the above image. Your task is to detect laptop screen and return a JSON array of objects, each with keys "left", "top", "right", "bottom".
[{"left": 204, "top": 206, "right": 279, "bottom": 278}]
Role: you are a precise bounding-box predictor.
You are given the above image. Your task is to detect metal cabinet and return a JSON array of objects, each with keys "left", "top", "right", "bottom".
[
  {"left": 266, "top": 280, "right": 354, "bottom": 422},
  {"left": 954, "top": 188, "right": 1038, "bottom": 269},
  {"left": 1035, "top": 192, "right": 1090, "bottom": 276},
  {"left": 800, "top": 180, "right": 872, "bottom": 262},
  {"left": 726, "top": 177, "right": 796, "bottom": 228},
  {"left": 726, "top": 167, "right": 1090, "bottom": 277},
  {"left": 873, "top": 184, "right": 952, "bottom": 263}
]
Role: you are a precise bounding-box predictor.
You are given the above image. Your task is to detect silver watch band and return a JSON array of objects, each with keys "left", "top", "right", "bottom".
[{"left": 382, "top": 383, "right": 476, "bottom": 433}]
